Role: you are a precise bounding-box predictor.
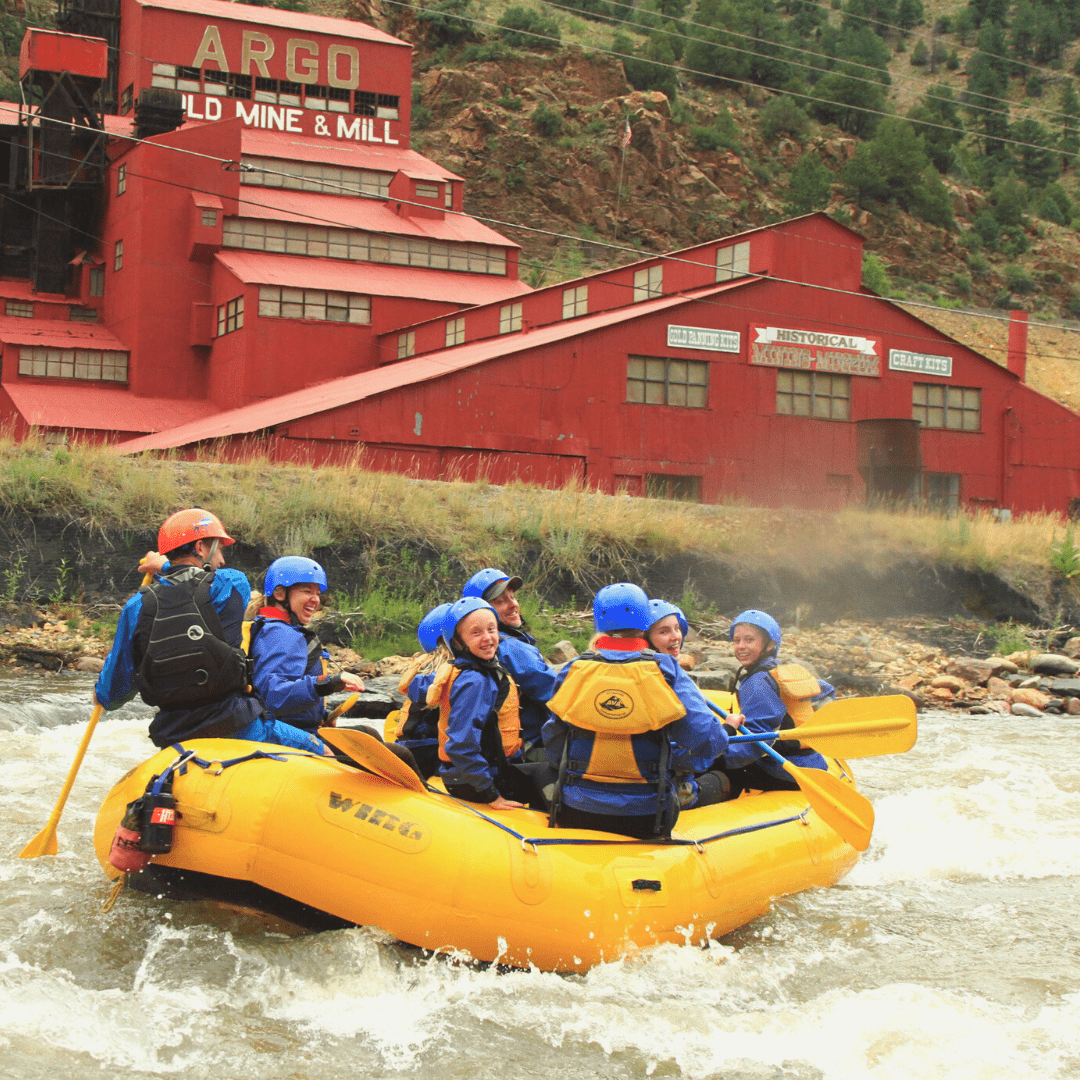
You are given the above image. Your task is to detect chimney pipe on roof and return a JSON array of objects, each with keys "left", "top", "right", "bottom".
[{"left": 1007, "top": 309, "right": 1028, "bottom": 383}]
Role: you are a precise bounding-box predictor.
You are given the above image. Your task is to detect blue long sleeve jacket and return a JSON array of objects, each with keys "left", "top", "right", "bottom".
[
  {"left": 497, "top": 626, "right": 558, "bottom": 746},
  {"left": 542, "top": 644, "right": 726, "bottom": 817},
  {"left": 95, "top": 564, "right": 260, "bottom": 746},
  {"left": 250, "top": 613, "right": 330, "bottom": 733},
  {"left": 440, "top": 661, "right": 509, "bottom": 794},
  {"left": 726, "top": 657, "right": 831, "bottom": 775}
]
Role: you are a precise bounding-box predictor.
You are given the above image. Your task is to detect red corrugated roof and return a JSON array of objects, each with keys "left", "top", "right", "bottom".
[
  {"left": 115, "top": 279, "right": 753, "bottom": 453},
  {"left": 0, "top": 282, "right": 67, "bottom": 302},
  {"left": 235, "top": 188, "right": 516, "bottom": 246},
  {"left": 6, "top": 383, "right": 220, "bottom": 432},
  {"left": 0, "top": 320, "right": 128, "bottom": 349},
  {"left": 136, "top": 0, "right": 409, "bottom": 45},
  {"left": 216, "top": 250, "right": 531, "bottom": 303},
  {"left": 240, "top": 130, "right": 462, "bottom": 181}
]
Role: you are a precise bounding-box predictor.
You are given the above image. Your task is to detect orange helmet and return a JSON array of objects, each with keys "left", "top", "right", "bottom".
[{"left": 157, "top": 509, "right": 235, "bottom": 555}]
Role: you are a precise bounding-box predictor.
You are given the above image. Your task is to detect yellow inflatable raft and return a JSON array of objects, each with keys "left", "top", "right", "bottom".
[{"left": 94, "top": 735, "right": 863, "bottom": 973}]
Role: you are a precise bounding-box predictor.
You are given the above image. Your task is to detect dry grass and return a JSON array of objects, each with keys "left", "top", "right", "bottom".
[{"left": 0, "top": 434, "right": 1075, "bottom": 583}]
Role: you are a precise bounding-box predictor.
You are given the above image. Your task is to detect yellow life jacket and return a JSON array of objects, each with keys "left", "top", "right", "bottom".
[
  {"left": 547, "top": 652, "right": 686, "bottom": 784},
  {"left": 393, "top": 655, "right": 426, "bottom": 739},
  {"left": 770, "top": 663, "right": 821, "bottom": 727},
  {"left": 427, "top": 660, "right": 522, "bottom": 763}
]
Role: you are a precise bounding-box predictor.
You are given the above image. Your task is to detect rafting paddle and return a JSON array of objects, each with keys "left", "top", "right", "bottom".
[
  {"left": 704, "top": 700, "right": 875, "bottom": 852},
  {"left": 20, "top": 571, "right": 155, "bottom": 859},
  {"left": 325, "top": 691, "right": 360, "bottom": 727},
  {"left": 705, "top": 693, "right": 917, "bottom": 759},
  {"left": 319, "top": 727, "right": 426, "bottom": 792}
]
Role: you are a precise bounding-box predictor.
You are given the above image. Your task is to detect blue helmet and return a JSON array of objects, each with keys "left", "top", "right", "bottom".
[
  {"left": 462, "top": 566, "right": 523, "bottom": 601},
  {"left": 729, "top": 609, "right": 781, "bottom": 652},
  {"left": 593, "top": 583, "right": 651, "bottom": 633},
  {"left": 647, "top": 599, "right": 689, "bottom": 638},
  {"left": 264, "top": 556, "right": 327, "bottom": 596},
  {"left": 442, "top": 596, "right": 498, "bottom": 646},
  {"left": 417, "top": 602, "right": 453, "bottom": 653}
]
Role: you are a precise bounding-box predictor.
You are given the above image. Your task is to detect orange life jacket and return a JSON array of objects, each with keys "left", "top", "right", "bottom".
[{"left": 427, "top": 660, "right": 522, "bottom": 763}]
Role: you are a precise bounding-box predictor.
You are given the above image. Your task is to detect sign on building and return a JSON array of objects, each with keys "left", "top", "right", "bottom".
[
  {"left": 750, "top": 325, "right": 881, "bottom": 376},
  {"left": 666, "top": 325, "right": 741, "bottom": 353},
  {"left": 888, "top": 349, "right": 953, "bottom": 377}
]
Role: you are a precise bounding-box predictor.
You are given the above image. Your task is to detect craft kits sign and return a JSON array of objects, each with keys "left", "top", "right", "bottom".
[
  {"left": 888, "top": 349, "right": 953, "bottom": 377},
  {"left": 750, "top": 325, "right": 881, "bottom": 376},
  {"left": 667, "top": 325, "right": 741, "bottom": 352}
]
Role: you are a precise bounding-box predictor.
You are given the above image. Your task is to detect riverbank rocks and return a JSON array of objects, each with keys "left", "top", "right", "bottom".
[
  {"left": 945, "top": 658, "right": 997, "bottom": 685},
  {"left": 547, "top": 641, "right": 578, "bottom": 665},
  {"left": 1010, "top": 687, "right": 1051, "bottom": 710},
  {"left": 1012, "top": 702, "right": 1044, "bottom": 717},
  {"left": 1032, "top": 653, "right": 1080, "bottom": 676}
]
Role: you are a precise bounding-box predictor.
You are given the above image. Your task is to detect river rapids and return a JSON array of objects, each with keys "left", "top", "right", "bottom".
[{"left": 2, "top": 673, "right": 1078, "bottom": 1079}]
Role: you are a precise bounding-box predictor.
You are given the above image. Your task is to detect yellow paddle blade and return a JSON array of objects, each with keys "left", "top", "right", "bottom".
[
  {"left": 319, "top": 727, "right": 426, "bottom": 792},
  {"left": 783, "top": 760, "right": 875, "bottom": 851},
  {"left": 798, "top": 695, "right": 917, "bottom": 759},
  {"left": 19, "top": 822, "right": 60, "bottom": 859},
  {"left": 326, "top": 692, "right": 360, "bottom": 727}
]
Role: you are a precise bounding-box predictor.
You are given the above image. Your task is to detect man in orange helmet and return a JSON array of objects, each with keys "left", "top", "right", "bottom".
[{"left": 95, "top": 509, "right": 325, "bottom": 753}]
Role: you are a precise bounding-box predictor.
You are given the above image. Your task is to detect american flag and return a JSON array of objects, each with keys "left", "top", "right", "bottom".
[{"left": 619, "top": 117, "right": 631, "bottom": 149}]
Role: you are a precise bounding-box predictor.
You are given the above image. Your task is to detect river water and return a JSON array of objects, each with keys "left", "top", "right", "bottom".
[{"left": 2, "top": 672, "right": 1078, "bottom": 1079}]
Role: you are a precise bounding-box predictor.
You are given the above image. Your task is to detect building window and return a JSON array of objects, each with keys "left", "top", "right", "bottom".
[
  {"left": 113, "top": 240, "right": 123, "bottom": 271},
  {"left": 562, "top": 285, "right": 587, "bottom": 319},
  {"left": 201, "top": 209, "right": 218, "bottom": 227},
  {"left": 216, "top": 295, "right": 244, "bottom": 336},
  {"left": 646, "top": 474, "right": 702, "bottom": 502},
  {"left": 445, "top": 185, "right": 453, "bottom": 208},
  {"left": 912, "top": 383, "right": 981, "bottom": 431},
  {"left": 116, "top": 164, "right": 126, "bottom": 196},
  {"left": 626, "top": 356, "right": 709, "bottom": 408},
  {"left": 916, "top": 471, "right": 961, "bottom": 511},
  {"left": 203, "top": 69, "right": 252, "bottom": 99},
  {"left": 415, "top": 182, "right": 440, "bottom": 199},
  {"left": 5, "top": 300, "right": 33, "bottom": 318},
  {"left": 499, "top": 303, "right": 522, "bottom": 334},
  {"left": 633, "top": 265, "right": 662, "bottom": 302},
  {"left": 89, "top": 268, "right": 104, "bottom": 297},
  {"left": 240, "top": 156, "right": 391, "bottom": 198},
  {"left": 353, "top": 91, "right": 400, "bottom": 119},
  {"left": 69, "top": 307, "right": 98, "bottom": 323},
  {"left": 716, "top": 241, "right": 750, "bottom": 281},
  {"left": 120, "top": 84, "right": 133, "bottom": 114},
  {"left": 397, "top": 331, "right": 415, "bottom": 359},
  {"left": 776, "top": 370, "right": 850, "bottom": 420},
  {"left": 257, "top": 286, "right": 370, "bottom": 324},
  {"left": 19, "top": 346, "right": 127, "bottom": 382},
  {"left": 223, "top": 219, "right": 507, "bottom": 276},
  {"left": 445, "top": 317, "right": 465, "bottom": 346}
]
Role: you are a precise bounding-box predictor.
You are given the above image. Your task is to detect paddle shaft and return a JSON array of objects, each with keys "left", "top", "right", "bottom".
[{"left": 20, "top": 572, "right": 153, "bottom": 859}]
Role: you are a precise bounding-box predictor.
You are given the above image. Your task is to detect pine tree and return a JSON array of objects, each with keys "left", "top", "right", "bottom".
[{"left": 1061, "top": 81, "right": 1080, "bottom": 169}]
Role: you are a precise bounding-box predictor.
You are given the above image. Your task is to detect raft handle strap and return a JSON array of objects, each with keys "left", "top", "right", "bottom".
[{"left": 167, "top": 743, "right": 299, "bottom": 774}]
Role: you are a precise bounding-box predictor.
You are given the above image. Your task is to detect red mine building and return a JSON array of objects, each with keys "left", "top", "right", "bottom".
[{"left": 1, "top": 0, "right": 1078, "bottom": 515}]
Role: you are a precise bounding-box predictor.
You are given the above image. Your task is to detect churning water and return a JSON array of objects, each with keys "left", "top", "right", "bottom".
[{"left": 2, "top": 672, "right": 1078, "bottom": 1079}]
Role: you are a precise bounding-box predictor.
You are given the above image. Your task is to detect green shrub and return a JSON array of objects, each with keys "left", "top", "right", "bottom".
[
  {"left": 498, "top": 6, "right": 561, "bottom": 50},
  {"left": 530, "top": 103, "right": 564, "bottom": 137},
  {"left": 759, "top": 95, "right": 810, "bottom": 141},
  {"left": 862, "top": 251, "right": 892, "bottom": 295}
]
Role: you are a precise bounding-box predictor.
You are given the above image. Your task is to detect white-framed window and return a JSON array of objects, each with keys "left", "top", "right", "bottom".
[
  {"left": 397, "top": 331, "right": 415, "bottom": 359},
  {"left": 445, "top": 317, "right": 465, "bottom": 346},
  {"left": 562, "top": 285, "right": 587, "bottom": 319},
  {"left": 240, "top": 156, "right": 391, "bottom": 198},
  {"left": 116, "top": 163, "right": 126, "bottom": 196},
  {"left": 5, "top": 300, "right": 33, "bottom": 318},
  {"left": 223, "top": 219, "right": 508, "bottom": 276},
  {"left": 415, "top": 182, "right": 440, "bottom": 199},
  {"left": 912, "top": 383, "right": 981, "bottom": 431},
  {"left": 499, "top": 302, "right": 522, "bottom": 334},
  {"left": 626, "top": 356, "right": 709, "bottom": 408},
  {"left": 113, "top": 240, "right": 123, "bottom": 271},
  {"left": 217, "top": 295, "right": 244, "bottom": 336},
  {"left": 19, "top": 346, "right": 127, "bottom": 382},
  {"left": 201, "top": 209, "right": 218, "bottom": 227},
  {"left": 69, "top": 307, "right": 98, "bottom": 323},
  {"left": 633, "top": 265, "right": 662, "bottom": 302},
  {"left": 776, "top": 370, "right": 850, "bottom": 420},
  {"left": 716, "top": 241, "right": 750, "bottom": 281},
  {"left": 89, "top": 268, "right": 104, "bottom": 297},
  {"left": 257, "top": 286, "right": 370, "bottom": 324}
]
